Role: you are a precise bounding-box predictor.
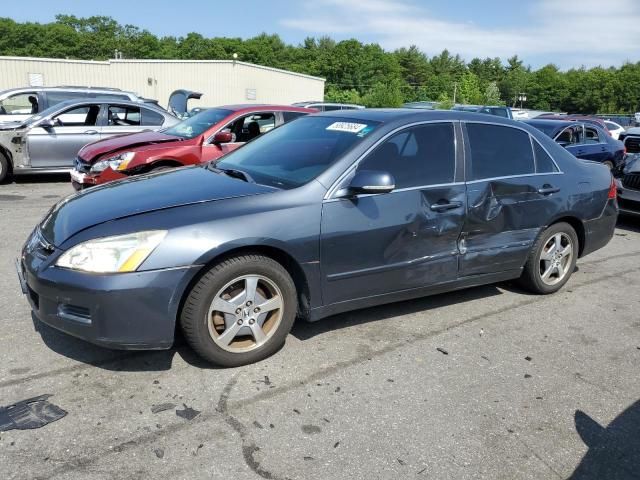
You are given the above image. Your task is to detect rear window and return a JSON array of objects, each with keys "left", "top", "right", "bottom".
[{"left": 467, "top": 123, "right": 535, "bottom": 180}]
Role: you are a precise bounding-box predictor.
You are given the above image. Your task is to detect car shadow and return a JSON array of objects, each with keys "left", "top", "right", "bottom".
[
  {"left": 569, "top": 399, "right": 640, "bottom": 479},
  {"left": 30, "top": 313, "right": 220, "bottom": 372},
  {"left": 616, "top": 216, "right": 640, "bottom": 233},
  {"left": 31, "top": 285, "right": 504, "bottom": 371},
  {"left": 291, "top": 284, "right": 503, "bottom": 341},
  {"left": 10, "top": 173, "right": 70, "bottom": 185}
]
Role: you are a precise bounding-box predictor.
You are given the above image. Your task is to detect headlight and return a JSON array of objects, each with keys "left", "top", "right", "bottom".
[
  {"left": 56, "top": 231, "right": 167, "bottom": 273},
  {"left": 90, "top": 152, "right": 136, "bottom": 173}
]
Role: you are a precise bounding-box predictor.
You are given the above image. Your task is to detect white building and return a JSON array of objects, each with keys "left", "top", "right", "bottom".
[{"left": 0, "top": 56, "right": 325, "bottom": 108}]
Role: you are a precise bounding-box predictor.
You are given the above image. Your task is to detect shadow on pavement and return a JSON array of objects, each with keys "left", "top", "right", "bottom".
[
  {"left": 569, "top": 399, "right": 640, "bottom": 480},
  {"left": 616, "top": 216, "right": 640, "bottom": 233},
  {"left": 291, "top": 284, "right": 503, "bottom": 341},
  {"left": 8, "top": 173, "right": 70, "bottom": 185}
]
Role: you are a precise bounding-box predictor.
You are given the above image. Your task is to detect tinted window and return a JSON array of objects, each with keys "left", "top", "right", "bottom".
[
  {"left": 359, "top": 123, "right": 455, "bottom": 188},
  {"left": 163, "top": 108, "right": 233, "bottom": 139},
  {"left": 323, "top": 105, "right": 341, "bottom": 111},
  {"left": 46, "top": 91, "right": 86, "bottom": 106},
  {"left": 533, "top": 141, "right": 558, "bottom": 173},
  {"left": 584, "top": 126, "right": 601, "bottom": 143},
  {"left": 467, "top": 124, "right": 534, "bottom": 180},
  {"left": 216, "top": 116, "right": 380, "bottom": 189},
  {"left": 86, "top": 92, "right": 130, "bottom": 101},
  {"left": 107, "top": 105, "right": 141, "bottom": 126},
  {"left": 282, "top": 111, "right": 307, "bottom": 122},
  {"left": 141, "top": 108, "right": 166, "bottom": 126}
]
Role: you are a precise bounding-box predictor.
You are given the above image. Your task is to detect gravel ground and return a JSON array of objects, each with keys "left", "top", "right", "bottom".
[{"left": 1, "top": 177, "right": 639, "bottom": 480}]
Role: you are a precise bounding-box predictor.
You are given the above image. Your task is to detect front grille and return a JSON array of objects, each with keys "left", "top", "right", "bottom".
[
  {"left": 624, "top": 136, "right": 640, "bottom": 154},
  {"left": 622, "top": 173, "right": 640, "bottom": 191},
  {"left": 75, "top": 157, "right": 91, "bottom": 173}
]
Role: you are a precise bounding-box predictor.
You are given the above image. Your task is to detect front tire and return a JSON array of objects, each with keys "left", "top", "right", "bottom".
[
  {"left": 518, "top": 222, "right": 578, "bottom": 294},
  {"left": 180, "top": 254, "right": 297, "bottom": 367},
  {"left": 0, "top": 152, "right": 10, "bottom": 183}
]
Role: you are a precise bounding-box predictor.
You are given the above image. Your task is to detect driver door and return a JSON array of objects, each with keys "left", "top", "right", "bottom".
[{"left": 27, "top": 104, "right": 103, "bottom": 168}]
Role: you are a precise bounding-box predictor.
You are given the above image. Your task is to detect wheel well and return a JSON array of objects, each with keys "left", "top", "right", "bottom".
[
  {"left": 176, "top": 245, "right": 312, "bottom": 329},
  {"left": 146, "top": 159, "right": 183, "bottom": 172},
  {"left": 551, "top": 216, "right": 585, "bottom": 257}
]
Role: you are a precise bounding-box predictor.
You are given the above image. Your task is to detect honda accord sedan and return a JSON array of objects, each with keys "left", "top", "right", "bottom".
[{"left": 17, "top": 110, "right": 618, "bottom": 367}]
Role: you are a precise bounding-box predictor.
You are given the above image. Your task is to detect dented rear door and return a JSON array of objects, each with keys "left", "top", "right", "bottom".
[{"left": 460, "top": 122, "right": 563, "bottom": 276}]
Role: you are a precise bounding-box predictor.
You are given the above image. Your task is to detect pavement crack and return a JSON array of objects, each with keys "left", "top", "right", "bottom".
[{"left": 217, "top": 376, "right": 283, "bottom": 480}]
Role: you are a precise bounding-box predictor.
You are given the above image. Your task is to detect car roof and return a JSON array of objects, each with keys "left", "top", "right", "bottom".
[
  {"left": 524, "top": 118, "right": 581, "bottom": 129},
  {"left": 312, "top": 108, "right": 517, "bottom": 125},
  {"left": 217, "top": 104, "right": 316, "bottom": 114},
  {"left": 1, "top": 86, "right": 133, "bottom": 95}
]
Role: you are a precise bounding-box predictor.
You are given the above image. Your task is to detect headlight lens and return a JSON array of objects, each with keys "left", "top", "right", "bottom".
[
  {"left": 56, "top": 231, "right": 167, "bottom": 273},
  {"left": 90, "top": 152, "right": 136, "bottom": 173}
]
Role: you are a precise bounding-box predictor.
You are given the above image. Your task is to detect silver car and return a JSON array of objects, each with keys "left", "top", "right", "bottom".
[{"left": 0, "top": 99, "right": 179, "bottom": 182}]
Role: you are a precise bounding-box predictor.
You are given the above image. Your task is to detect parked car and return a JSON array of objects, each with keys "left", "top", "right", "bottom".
[
  {"left": 619, "top": 127, "right": 640, "bottom": 155},
  {"left": 603, "top": 120, "right": 625, "bottom": 140},
  {"left": 403, "top": 101, "right": 438, "bottom": 110},
  {"left": 524, "top": 119, "right": 625, "bottom": 170},
  {"left": 635, "top": 112, "right": 640, "bottom": 126},
  {"left": 616, "top": 153, "right": 640, "bottom": 216},
  {"left": 292, "top": 101, "right": 364, "bottom": 111},
  {"left": 536, "top": 114, "right": 610, "bottom": 133},
  {"left": 0, "top": 99, "right": 179, "bottom": 183},
  {"left": 451, "top": 104, "right": 514, "bottom": 120},
  {"left": 17, "top": 110, "right": 617, "bottom": 367},
  {"left": 70, "top": 105, "right": 314, "bottom": 190},
  {"left": 0, "top": 86, "right": 163, "bottom": 124}
]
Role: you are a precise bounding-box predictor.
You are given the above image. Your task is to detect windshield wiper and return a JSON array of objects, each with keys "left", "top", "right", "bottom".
[{"left": 208, "top": 164, "right": 255, "bottom": 183}]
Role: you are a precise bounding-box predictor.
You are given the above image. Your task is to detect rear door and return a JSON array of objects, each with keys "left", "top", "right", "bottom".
[
  {"left": 578, "top": 125, "right": 610, "bottom": 163},
  {"left": 320, "top": 122, "right": 465, "bottom": 304},
  {"left": 460, "top": 122, "right": 563, "bottom": 276},
  {"left": 26, "top": 103, "right": 102, "bottom": 168}
]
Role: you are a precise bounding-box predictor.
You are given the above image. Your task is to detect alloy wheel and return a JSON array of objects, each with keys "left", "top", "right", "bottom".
[
  {"left": 539, "top": 232, "right": 573, "bottom": 286},
  {"left": 206, "top": 274, "right": 284, "bottom": 353}
]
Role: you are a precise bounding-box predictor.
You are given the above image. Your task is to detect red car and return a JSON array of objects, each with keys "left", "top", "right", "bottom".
[{"left": 70, "top": 104, "right": 314, "bottom": 189}]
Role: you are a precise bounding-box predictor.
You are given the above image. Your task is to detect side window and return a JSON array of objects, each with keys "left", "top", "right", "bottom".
[
  {"left": 53, "top": 104, "right": 101, "bottom": 127},
  {"left": 467, "top": 123, "right": 534, "bottom": 180},
  {"left": 533, "top": 141, "right": 559, "bottom": 173},
  {"left": 141, "top": 108, "right": 165, "bottom": 126},
  {"left": 585, "top": 127, "right": 601, "bottom": 143},
  {"left": 86, "top": 92, "right": 130, "bottom": 101},
  {"left": 107, "top": 105, "right": 141, "bottom": 126},
  {"left": 46, "top": 91, "right": 86, "bottom": 106},
  {"left": 358, "top": 123, "right": 455, "bottom": 189},
  {"left": 0, "top": 93, "right": 38, "bottom": 115},
  {"left": 224, "top": 113, "right": 276, "bottom": 142},
  {"left": 282, "top": 111, "right": 307, "bottom": 122},
  {"left": 323, "top": 105, "right": 341, "bottom": 111}
]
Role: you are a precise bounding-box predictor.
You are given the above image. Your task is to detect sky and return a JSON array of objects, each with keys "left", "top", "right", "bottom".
[{"left": 3, "top": 0, "right": 640, "bottom": 69}]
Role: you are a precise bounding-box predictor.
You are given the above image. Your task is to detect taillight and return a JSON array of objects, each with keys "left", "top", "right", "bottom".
[{"left": 608, "top": 176, "right": 617, "bottom": 199}]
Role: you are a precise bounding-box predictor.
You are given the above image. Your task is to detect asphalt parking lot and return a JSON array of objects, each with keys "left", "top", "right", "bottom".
[{"left": 1, "top": 177, "right": 639, "bottom": 480}]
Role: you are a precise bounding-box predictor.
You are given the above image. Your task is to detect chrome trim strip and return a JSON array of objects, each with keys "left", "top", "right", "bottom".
[{"left": 465, "top": 172, "right": 564, "bottom": 185}]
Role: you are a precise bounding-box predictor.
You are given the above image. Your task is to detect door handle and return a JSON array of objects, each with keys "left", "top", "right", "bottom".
[
  {"left": 84, "top": 130, "right": 98, "bottom": 135},
  {"left": 430, "top": 201, "right": 462, "bottom": 212},
  {"left": 537, "top": 186, "right": 560, "bottom": 195}
]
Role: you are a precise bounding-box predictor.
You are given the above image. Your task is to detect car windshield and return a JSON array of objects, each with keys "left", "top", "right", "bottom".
[
  {"left": 215, "top": 116, "right": 380, "bottom": 189},
  {"left": 162, "top": 108, "right": 233, "bottom": 139},
  {"left": 20, "top": 102, "right": 68, "bottom": 127}
]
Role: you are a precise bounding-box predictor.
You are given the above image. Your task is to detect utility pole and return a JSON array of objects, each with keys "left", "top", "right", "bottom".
[{"left": 453, "top": 82, "right": 458, "bottom": 104}]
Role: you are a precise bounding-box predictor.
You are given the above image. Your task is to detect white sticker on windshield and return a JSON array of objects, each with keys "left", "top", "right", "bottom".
[{"left": 326, "top": 122, "right": 368, "bottom": 134}]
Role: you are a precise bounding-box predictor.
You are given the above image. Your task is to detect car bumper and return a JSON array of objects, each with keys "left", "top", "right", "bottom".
[
  {"left": 17, "top": 258, "right": 200, "bottom": 350},
  {"left": 70, "top": 167, "right": 127, "bottom": 191},
  {"left": 581, "top": 199, "right": 618, "bottom": 257},
  {"left": 617, "top": 183, "right": 640, "bottom": 216}
]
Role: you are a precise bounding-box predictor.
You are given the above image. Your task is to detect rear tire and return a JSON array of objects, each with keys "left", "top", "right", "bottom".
[
  {"left": 0, "top": 152, "right": 10, "bottom": 183},
  {"left": 518, "top": 222, "right": 578, "bottom": 294},
  {"left": 180, "top": 254, "right": 297, "bottom": 367}
]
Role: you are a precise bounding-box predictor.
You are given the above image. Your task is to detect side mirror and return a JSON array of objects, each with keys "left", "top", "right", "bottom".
[
  {"left": 39, "top": 118, "right": 56, "bottom": 129},
  {"left": 339, "top": 170, "right": 396, "bottom": 197},
  {"left": 213, "top": 131, "right": 233, "bottom": 144}
]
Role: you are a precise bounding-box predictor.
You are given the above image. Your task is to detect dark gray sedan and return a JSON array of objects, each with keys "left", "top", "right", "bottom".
[
  {"left": 0, "top": 99, "right": 178, "bottom": 182},
  {"left": 18, "top": 109, "right": 618, "bottom": 366}
]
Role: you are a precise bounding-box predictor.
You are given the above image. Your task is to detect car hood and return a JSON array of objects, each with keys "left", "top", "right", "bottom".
[
  {"left": 623, "top": 154, "right": 640, "bottom": 174},
  {"left": 78, "top": 130, "right": 183, "bottom": 163},
  {"left": 40, "top": 166, "right": 275, "bottom": 245}
]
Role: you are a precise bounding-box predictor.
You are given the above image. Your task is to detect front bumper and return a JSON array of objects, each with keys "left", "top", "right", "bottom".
[
  {"left": 617, "top": 183, "right": 640, "bottom": 216},
  {"left": 70, "top": 167, "right": 127, "bottom": 191},
  {"left": 17, "top": 257, "right": 199, "bottom": 350}
]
